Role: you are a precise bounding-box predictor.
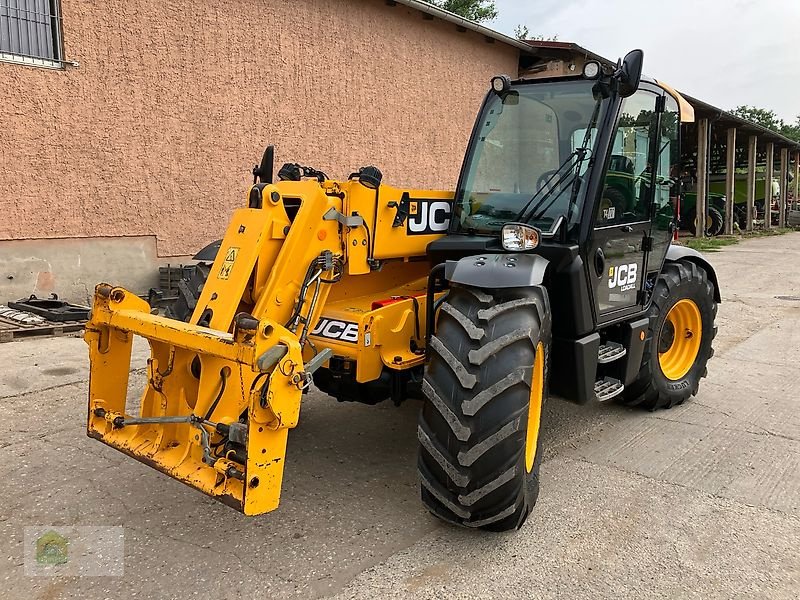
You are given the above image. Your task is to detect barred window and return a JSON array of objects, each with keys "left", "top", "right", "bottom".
[{"left": 0, "top": 0, "right": 63, "bottom": 66}]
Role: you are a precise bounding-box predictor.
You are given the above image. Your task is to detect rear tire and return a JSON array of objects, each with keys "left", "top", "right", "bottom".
[
  {"left": 707, "top": 206, "right": 724, "bottom": 236},
  {"left": 620, "top": 260, "right": 717, "bottom": 410},
  {"left": 734, "top": 204, "right": 748, "bottom": 230},
  {"left": 419, "top": 284, "right": 551, "bottom": 531},
  {"left": 684, "top": 207, "right": 723, "bottom": 236}
]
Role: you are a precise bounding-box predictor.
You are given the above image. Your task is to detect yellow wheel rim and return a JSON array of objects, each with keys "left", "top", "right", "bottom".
[
  {"left": 525, "top": 342, "right": 545, "bottom": 473},
  {"left": 658, "top": 299, "right": 702, "bottom": 380}
]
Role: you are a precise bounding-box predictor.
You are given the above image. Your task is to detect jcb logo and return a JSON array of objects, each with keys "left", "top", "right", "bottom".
[
  {"left": 408, "top": 199, "right": 451, "bottom": 235},
  {"left": 608, "top": 263, "right": 638, "bottom": 292},
  {"left": 310, "top": 318, "right": 359, "bottom": 343}
]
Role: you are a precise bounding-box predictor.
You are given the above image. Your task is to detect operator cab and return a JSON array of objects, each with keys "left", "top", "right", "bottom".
[{"left": 430, "top": 50, "right": 693, "bottom": 336}]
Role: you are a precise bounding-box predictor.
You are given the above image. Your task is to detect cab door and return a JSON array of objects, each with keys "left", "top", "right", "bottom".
[{"left": 589, "top": 87, "right": 662, "bottom": 323}]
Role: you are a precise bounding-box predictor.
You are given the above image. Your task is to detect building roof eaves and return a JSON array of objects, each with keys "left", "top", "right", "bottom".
[{"left": 391, "top": 0, "right": 534, "bottom": 53}]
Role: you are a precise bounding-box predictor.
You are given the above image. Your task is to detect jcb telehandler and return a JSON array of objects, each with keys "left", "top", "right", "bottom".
[{"left": 85, "top": 50, "right": 719, "bottom": 531}]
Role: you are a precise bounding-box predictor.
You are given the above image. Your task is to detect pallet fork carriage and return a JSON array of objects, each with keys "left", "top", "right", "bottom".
[
  {"left": 86, "top": 179, "right": 451, "bottom": 514},
  {"left": 85, "top": 50, "right": 720, "bottom": 530}
]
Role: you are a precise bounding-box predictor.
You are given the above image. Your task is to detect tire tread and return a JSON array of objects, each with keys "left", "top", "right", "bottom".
[{"left": 419, "top": 284, "right": 551, "bottom": 531}]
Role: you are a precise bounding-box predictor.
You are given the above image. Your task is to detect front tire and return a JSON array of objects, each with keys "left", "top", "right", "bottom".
[
  {"left": 418, "top": 284, "right": 551, "bottom": 531},
  {"left": 621, "top": 260, "right": 717, "bottom": 410}
]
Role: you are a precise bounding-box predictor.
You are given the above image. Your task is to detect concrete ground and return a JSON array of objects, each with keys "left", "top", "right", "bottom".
[{"left": 1, "top": 233, "right": 799, "bottom": 599}]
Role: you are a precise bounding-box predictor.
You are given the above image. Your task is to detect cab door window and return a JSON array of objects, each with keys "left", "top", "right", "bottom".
[
  {"left": 653, "top": 94, "right": 680, "bottom": 222},
  {"left": 597, "top": 90, "right": 659, "bottom": 225},
  {"left": 650, "top": 93, "right": 681, "bottom": 265}
]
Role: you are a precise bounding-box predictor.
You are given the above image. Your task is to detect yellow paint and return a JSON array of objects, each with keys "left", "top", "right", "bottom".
[
  {"left": 655, "top": 80, "right": 695, "bottom": 123},
  {"left": 525, "top": 342, "right": 545, "bottom": 473},
  {"left": 658, "top": 298, "right": 702, "bottom": 380}
]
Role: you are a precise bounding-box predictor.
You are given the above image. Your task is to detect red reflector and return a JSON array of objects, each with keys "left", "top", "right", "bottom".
[
  {"left": 371, "top": 294, "right": 425, "bottom": 311},
  {"left": 371, "top": 297, "right": 405, "bottom": 310}
]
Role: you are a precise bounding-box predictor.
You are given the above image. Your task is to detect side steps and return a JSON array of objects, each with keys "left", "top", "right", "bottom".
[
  {"left": 551, "top": 332, "right": 639, "bottom": 405},
  {"left": 595, "top": 342, "right": 626, "bottom": 401},
  {"left": 597, "top": 341, "right": 626, "bottom": 364},
  {"left": 594, "top": 377, "right": 624, "bottom": 402}
]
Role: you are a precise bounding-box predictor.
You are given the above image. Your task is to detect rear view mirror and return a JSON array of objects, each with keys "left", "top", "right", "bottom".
[
  {"left": 618, "top": 49, "right": 644, "bottom": 98},
  {"left": 502, "top": 91, "right": 519, "bottom": 105}
]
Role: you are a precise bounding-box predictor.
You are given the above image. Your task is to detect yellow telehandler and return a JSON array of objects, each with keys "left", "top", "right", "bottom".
[{"left": 85, "top": 50, "right": 719, "bottom": 531}]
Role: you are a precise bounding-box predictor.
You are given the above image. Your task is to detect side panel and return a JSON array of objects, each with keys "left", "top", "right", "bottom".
[
  {"left": 305, "top": 262, "right": 432, "bottom": 383},
  {"left": 349, "top": 184, "right": 454, "bottom": 261},
  {"left": 547, "top": 255, "right": 594, "bottom": 337},
  {"left": 550, "top": 333, "right": 600, "bottom": 404},
  {"left": 620, "top": 317, "right": 650, "bottom": 386}
]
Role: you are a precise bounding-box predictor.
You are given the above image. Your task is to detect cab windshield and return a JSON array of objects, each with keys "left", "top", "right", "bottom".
[{"left": 453, "top": 79, "right": 609, "bottom": 235}]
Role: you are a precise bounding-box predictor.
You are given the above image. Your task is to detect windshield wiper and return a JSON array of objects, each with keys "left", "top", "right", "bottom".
[
  {"left": 529, "top": 90, "right": 605, "bottom": 225},
  {"left": 514, "top": 148, "right": 586, "bottom": 224}
]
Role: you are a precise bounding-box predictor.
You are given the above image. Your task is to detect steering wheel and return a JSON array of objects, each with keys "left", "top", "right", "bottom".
[{"left": 536, "top": 169, "right": 561, "bottom": 195}]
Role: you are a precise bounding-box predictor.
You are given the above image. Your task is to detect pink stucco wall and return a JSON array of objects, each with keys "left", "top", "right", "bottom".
[{"left": 0, "top": 0, "right": 519, "bottom": 257}]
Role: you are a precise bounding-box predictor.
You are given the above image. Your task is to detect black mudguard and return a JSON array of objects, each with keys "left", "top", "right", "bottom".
[
  {"left": 192, "top": 239, "right": 223, "bottom": 262},
  {"left": 665, "top": 245, "right": 721, "bottom": 303},
  {"left": 444, "top": 253, "right": 549, "bottom": 288}
]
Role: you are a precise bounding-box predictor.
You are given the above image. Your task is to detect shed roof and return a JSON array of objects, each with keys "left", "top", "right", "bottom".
[{"left": 680, "top": 94, "right": 800, "bottom": 149}]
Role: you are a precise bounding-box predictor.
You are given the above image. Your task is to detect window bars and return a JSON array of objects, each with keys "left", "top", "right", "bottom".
[{"left": 0, "top": 0, "right": 69, "bottom": 67}]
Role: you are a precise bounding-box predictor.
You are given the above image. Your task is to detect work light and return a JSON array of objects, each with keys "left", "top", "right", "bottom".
[
  {"left": 583, "top": 61, "right": 601, "bottom": 79},
  {"left": 491, "top": 75, "right": 511, "bottom": 94}
]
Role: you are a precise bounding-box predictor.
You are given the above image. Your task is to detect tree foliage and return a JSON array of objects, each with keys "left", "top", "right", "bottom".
[
  {"left": 730, "top": 105, "right": 800, "bottom": 143},
  {"left": 730, "top": 106, "right": 783, "bottom": 131},
  {"left": 781, "top": 116, "right": 800, "bottom": 143},
  {"left": 514, "top": 24, "right": 558, "bottom": 41},
  {"left": 425, "top": 0, "right": 497, "bottom": 23}
]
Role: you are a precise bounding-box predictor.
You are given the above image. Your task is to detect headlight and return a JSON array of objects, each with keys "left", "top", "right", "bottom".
[{"left": 501, "top": 223, "right": 541, "bottom": 252}]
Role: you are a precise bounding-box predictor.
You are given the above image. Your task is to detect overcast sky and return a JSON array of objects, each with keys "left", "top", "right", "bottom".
[{"left": 491, "top": 0, "right": 799, "bottom": 122}]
